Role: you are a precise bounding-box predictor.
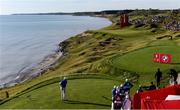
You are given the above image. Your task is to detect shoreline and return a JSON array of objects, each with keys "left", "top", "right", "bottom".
[
  {"left": 0, "top": 15, "right": 112, "bottom": 88},
  {"left": 1, "top": 48, "right": 62, "bottom": 88}
]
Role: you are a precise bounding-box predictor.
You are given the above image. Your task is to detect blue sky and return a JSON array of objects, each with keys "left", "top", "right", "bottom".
[{"left": 0, "top": 0, "right": 179, "bottom": 15}]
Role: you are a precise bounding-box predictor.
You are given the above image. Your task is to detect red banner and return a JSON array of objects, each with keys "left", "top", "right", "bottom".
[
  {"left": 153, "top": 53, "right": 171, "bottom": 64},
  {"left": 132, "top": 85, "right": 180, "bottom": 109},
  {"left": 141, "top": 99, "right": 180, "bottom": 109}
]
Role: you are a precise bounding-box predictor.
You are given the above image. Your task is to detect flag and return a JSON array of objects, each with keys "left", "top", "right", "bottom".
[
  {"left": 153, "top": 53, "right": 160, "bottom": 63},
  {"left": 160, "top": 54, "right": 171, "bottom": 64},
  {"left": 153, "top": 53, "right": 171, "bottom": 64}
]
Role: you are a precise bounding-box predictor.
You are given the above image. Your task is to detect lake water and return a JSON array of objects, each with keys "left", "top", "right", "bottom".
[{"left": 0, "top": 15, "right": 111, "bottom": 85}]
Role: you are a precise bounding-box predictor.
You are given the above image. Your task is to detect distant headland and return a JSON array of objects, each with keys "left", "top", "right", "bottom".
[{"left": 12, "top": 9, "right": 179, "bottom": 16}]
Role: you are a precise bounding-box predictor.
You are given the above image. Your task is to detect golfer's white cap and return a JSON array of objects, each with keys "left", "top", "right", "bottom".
[
  {"left": 64, "top": 77, "right": 67, "bottom": 79},
  {"left": 114, "top": 85, "right": 116, "bottom": 88},
  {"left": 120, "top": 84, "right": 123, "bottom": 87},
  {"left": 125, "top": 79, "right": 128, "bottom": 82}
]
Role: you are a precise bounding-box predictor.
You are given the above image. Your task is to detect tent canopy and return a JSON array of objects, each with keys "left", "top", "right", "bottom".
[{"left": 132, "top": 84, "right": 180, "bottom": 109}]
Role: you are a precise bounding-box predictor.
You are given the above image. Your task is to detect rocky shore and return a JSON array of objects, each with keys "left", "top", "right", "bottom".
[{"left": 1, "top": 45, "right": 64, "bottom": 88}]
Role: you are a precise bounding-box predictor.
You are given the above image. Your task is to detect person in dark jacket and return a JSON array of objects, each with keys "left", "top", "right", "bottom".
[
  {"left": 155, "top": 68, "right": 162, "bottom": 87},
  {"left": 170, "top": 69, "right": 178, "bottom": 84},
  {"left": 149, "top": 82, "right": 156, "bottom": 90},
  {"left": 112, "top": 85, "right": 117, "bottom": 99},
  {"left": 113, "top": 91, "right": 124, "bottom": 109},
  {"left": 59, "top": 77, "right": 67, "bottom": 100},
  {"left": 119, "top": 84, "right": 125, "bottom": 95},
  {"left": 123, "top": 79, "right": 133, "bottom": 93}
]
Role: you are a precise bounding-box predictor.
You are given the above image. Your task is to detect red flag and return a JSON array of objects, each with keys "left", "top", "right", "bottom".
[
  {"left": 153, "top": 53, "right": 171, "bottom": 64},
  {"left": 159, "top": 54, "right": 171, "bottom": 64},
  {"left": 153, "top": 53, "right": 160, "bottom": 63}
]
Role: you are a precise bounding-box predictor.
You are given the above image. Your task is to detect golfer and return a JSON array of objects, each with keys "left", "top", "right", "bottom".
[{"left": 59, "top": 77, "right": 67, "bottom": 100}]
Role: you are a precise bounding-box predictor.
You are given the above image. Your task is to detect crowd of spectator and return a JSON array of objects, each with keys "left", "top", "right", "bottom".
[
  {"left": 112, "top": 68, "right": 179, "bottom": 109},
  {"left": 111, "top": 79, "right": 133, "bottom": 110},
  {"left": 165, "top": 20, "right": 180, "bottom": 31},
  {"left": 129, "top": 15, "right": 179, "bottom": 31}
]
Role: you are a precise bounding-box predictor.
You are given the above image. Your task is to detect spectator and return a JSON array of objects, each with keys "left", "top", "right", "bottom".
[
  {"left": 122, "top": 94, "right": 131, "bottom": 110},
  {"left": 59, "top": 77, "right": 67, "bottom": 100},
  {"left": 112, "top": 85, "right": 117, "bottom": 99},
  {"left": 149, "top": 82, "right": 156, "bottom": 90},
  {"left": 116, "top": 86, "right": 120, "bottom": 93},
  {"left": 170, "top": 69, "right": 178, "bottom": 84},
  {"left": 155, "top": 68, "right": 162, "bottom": 87},
  {"left": 111, "top": 86, "right": 116, "bottom": 110},
  {"left": 113, "top": 91, "right": 124, "bottom": 110},
  {"left": 123, "top": 79, "right": 133, "bottom": 93},
  {"left": 137, "top": 85, "right": 143, "bottom": 93},
  {"left": 120, "top": 84, "right": 125, "bottom": 95}
]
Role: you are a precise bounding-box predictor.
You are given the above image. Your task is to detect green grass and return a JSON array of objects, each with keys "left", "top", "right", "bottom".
[
  {"left": 111, "top": 39, "right": 180, "bottom": 86},
  {"left": 114, "top": 40, "right": 180, "bottom": 73},
  {"left": 0, "top": 76, "right": 120, "bottom": 109},
  {"left": 112, "top": 46, "right": 180, "bottom": 73}
]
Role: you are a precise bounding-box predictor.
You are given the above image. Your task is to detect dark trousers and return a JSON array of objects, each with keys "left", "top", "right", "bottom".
[
  {"left": 156, "top": 79, "right": 160, "bottom": 87},
  {"left": 174, "top": 76, "right": 177, "bottom": 82}
]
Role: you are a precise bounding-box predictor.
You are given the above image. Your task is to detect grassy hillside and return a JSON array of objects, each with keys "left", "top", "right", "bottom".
[{"left": 0, "top": 13, "right": 180, "bottom": 108}]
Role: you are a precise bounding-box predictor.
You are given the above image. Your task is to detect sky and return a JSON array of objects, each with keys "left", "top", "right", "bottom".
[{"left": 0, "top": 0, "right": 179, "bottom": 15}]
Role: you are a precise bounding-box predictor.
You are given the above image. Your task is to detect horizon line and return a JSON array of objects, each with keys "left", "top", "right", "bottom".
[{"left": 1, "top": 8, "right": 179, "bottom": 15}]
